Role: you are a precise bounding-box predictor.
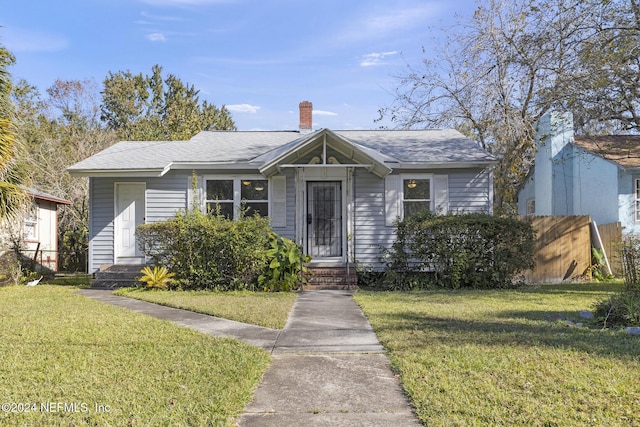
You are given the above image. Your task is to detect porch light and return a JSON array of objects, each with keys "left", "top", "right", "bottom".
[
  {"left": 407, "top": 179, "right": 417, "bottom": 189},
  {"left": 242, "top": 180, "right": 251, "bottom": 186},
  {"left": 254, "top": 183, "right": 265, "bottom": 191}
]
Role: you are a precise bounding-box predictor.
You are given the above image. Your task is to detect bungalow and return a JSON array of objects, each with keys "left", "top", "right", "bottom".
[
  {"left": 68, "top": 102, "right": 497, "bottom": 275},
  {"left": 518, "top": 111, "right": 640, "bottom": 234}
]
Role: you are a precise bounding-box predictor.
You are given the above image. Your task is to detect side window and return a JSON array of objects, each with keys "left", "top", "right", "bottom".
[
  {"left": 205, "top": 178, "right": 270, "bottom": 219},
  {"left": 241, "top": 179, "right": 268, "bottom": 217},
  {"left": 23, "top": 204, "right": 38, "bottom": 241},
  {"left": 206, "top": 180, "right": 234, "bottom": 218},
  {"left": 403, "top": 178, "right": 431, "bottom": 218}
]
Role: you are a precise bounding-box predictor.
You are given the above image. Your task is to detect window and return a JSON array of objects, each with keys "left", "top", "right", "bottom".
[
  {"left": 526, "top": 199, "right": 535, "bottom": 216},
  {"left": 23, "top": 204, "right": 38, "bottom": 241},
  {"left": 241, "top": 179, "right": 268, "bottom": 217},
  {"left": 206, "top": 179, "right": 234, "bottom": 218},
  {"left": 636, "top": 178, "right": 640, "bottom": 222},
  {"left": 205, "top": 177, "right": 269, "bottom": 219},
  {"left": 403, "top": 178, "right": 431, "bottom": 218}
]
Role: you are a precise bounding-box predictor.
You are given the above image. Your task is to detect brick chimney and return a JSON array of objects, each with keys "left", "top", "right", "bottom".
[{"left": 299, "top": 101, "right": 312, "bottom": 132}]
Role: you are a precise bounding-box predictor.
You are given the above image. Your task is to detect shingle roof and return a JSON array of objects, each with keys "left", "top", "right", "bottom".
[
  {"left": 573, "top": 135, "right": 640, "bottom": 168},
  {"left": 68, "top": 128, "right": 496, "bottom": 174},
  {"left": 337, "top": 129, "right": 494, "bottom": 164}
]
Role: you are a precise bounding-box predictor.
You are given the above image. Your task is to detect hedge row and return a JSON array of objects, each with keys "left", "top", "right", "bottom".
[{"left": 378, "top": 211, "right": 536, "bottom": 290}]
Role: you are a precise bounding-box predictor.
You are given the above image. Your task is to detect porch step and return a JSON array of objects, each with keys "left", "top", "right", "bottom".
[
  {"left": 304, "top": 265, "right": 358, "bottom": 290},
  {"left": 90, "top": 265, "right": 144, "bottom": 289}
]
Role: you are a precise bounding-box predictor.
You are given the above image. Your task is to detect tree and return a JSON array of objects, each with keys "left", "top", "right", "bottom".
[
  {"left": 379, "top": 0, "right": 640, "bottom": 214},
  {"left": 14, "top": 78, "right": 116, "bottom": 270},
  {"left": 566, "top": 0, "right": 640, "bottom": 133},
  {"left": 101, "top": 64, "right": 235, "bottom": 140},
  {"left": 0, "top": 45, "right": 26, "bottom": 220}
]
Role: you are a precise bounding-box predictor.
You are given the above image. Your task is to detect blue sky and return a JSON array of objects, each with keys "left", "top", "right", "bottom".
[{"left": 1, "top": 0, "right": 477, "bottom": 131}]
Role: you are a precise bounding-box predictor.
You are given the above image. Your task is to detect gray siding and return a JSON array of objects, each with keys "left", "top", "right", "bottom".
[
  {"left": 353, "top": 170, "right": 395, "bottom": 269},
  {"left": 146, "top": 173, "right": 189, "bottom": 223},
  {"left": 89, "top": 175, "right": 189, "bottom": 272},
  {"left": 89, "top": 167, "right": 492, "bottom": 272},
  {"left": 448, "top": 169, "right": 491, "bottom": 213},
  {"left": 89, "top": 177, "right": 115, "bottom": 272},
  {"left": 271, "top": 169, "right": 296, "bottom": 240},
  {"left": 352, "top": 168, "right": 492, "bottom": 270}
]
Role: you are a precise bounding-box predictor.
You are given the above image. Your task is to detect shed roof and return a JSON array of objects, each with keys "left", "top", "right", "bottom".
[{"left": 22, "top": 186, "right": 72, "bottom": 205}]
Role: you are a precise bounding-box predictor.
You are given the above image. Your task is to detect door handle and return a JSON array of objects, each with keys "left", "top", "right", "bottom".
[{"left": 307, "top": 213, "right": 312, "bottom": 225}]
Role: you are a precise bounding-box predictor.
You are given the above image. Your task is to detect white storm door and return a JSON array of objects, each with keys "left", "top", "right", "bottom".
[{"left": 115, "top": 183, "right": 146, "bottom": 263}]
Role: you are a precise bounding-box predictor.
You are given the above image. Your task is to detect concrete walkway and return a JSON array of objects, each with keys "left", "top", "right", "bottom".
[{"left": 78, "top": 289, "right": 421, "bottom": 426}]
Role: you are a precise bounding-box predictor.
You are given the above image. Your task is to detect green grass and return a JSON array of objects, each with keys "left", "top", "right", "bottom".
[
  {"left": 354, "top": 283, "right": 640, "bottom": 426},
  {"left": 42, "top": 275, "right": 92, "bottom": 288},
  {"left": 114, "top": 288, "right": 297, "bottom": 329},
  {"left": 0, "top": 285, "right": 270, "bottom": 426}
]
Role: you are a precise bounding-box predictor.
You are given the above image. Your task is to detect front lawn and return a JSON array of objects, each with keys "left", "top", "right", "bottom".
[
  {"left": 354, "top": 283, "right": 640, "bottom": 426},
  {"left": 115, "top": 288, "right": 296, "bottom": 329},
  {"left": 0, "top": 285, "right": 270, "bottom": 426}
]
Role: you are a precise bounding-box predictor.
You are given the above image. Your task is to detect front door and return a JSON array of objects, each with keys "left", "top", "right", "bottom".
[
  {"left": 115, "top": 183, "right": 145, "bottom": 264},
  {"left": 307, "top": 181, "right": 342, "bottom": 258}
]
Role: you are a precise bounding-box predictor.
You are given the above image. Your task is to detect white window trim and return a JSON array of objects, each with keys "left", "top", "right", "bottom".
[
  {"left": 23, "top": 203, "right": 39, "bottom": 241},
  {"left": 203, "top": 175, "right": 268, "bottom": 218},
  {"left": 400, "top": 174, "right": 433, "bottom": 219}
]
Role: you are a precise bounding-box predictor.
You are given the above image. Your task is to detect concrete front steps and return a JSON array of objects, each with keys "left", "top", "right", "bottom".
[
  {"left": 90, "top": 264, "right": 144, "bottom": 289},
  {"left": 303, "top": 263, "right": 358, "bottom": 290}
]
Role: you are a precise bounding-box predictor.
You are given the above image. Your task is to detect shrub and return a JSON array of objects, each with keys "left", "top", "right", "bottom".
[
  {"left": 136, "top": 210, "right": 272, "bottom": 291},
  {"left": 592, "top": 292, "right": 640, "bottom": 328},
  {"left": 593, "top": 235, "right": 640, "bottom": 328},
  {"left": 138, "top": 265, "right": 176, "bottom": 290},
  {"left": 258, "top": 232, "right": 311, "bottom": 291},
  {"left": 382, "top": 211, "right": 535, "bottom": 289}
]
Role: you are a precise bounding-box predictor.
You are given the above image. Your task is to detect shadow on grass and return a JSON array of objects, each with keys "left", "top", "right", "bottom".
[
  {"left": 374, "top": 310, "right": 640, "bottom": 360},
  {"left": 44, "top": 275, "right": 92, "bottom": 288}
]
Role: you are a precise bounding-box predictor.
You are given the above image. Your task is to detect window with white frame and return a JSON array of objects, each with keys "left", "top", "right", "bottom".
[
  {"left": 402, "top": 177, "right": 431, "bottom": 218},
  {"left": 635, "top": 178, "right": 640, "bottom": 222},
  {"left": 205, "top": 177, "right": 268, "bottom": 219},
  {"left": 23, "top": 204, "right": 38, "bottom": 241}
]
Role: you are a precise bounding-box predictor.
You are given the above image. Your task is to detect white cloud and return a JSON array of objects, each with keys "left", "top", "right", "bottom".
[
  {"left": 146, "top": 33, "right": 167, "bottom": 42},
  {"left": 3, "top": 28, "right": 68, "bottom": 52},
  {"left": 366, "top": 7, "right": 436, "bottom": 33},
  {"left": 336, "top": 5, "right": 443, "bottom": 44},
  {"left": 360, "top": 51, "right": 398, "bottom": 67},
  {"left": 227, "top": 104, "right": 261, "bottom": 113},
  {"left": 313, "top": 110, "right": 338, "bottom": 116},
  {"left": 140, "top": 11, "right": 185, "bottom": 21}
]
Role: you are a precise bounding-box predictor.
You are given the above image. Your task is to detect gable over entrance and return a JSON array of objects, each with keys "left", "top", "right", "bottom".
[{"left": 255, "top": 128, "right": 393, "bottom": 178}]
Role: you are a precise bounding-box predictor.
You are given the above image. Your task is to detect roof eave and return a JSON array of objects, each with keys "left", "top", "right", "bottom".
[
  {"left": 390, "top": 160, "right": 498, "bottom": 169},
  {"left": 67, "top": 168, "right": 166, "bottom": 178}
]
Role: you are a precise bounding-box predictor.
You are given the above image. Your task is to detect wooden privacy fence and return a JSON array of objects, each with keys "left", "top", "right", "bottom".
[
  {"left": 521, "top": 216, "right": 592, "bottom": 283},
  {"left": 596, "top": 221, "right": 623, "bottom": 276}
]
